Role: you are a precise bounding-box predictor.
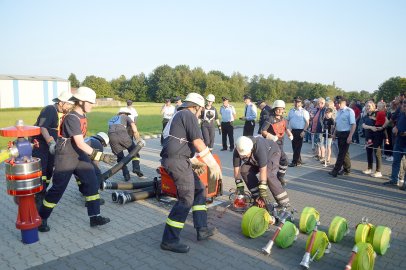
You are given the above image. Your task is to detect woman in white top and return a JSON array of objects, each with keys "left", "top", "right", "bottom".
[{"left": 160, "top": 98, "right": 176, "bottom": 145}]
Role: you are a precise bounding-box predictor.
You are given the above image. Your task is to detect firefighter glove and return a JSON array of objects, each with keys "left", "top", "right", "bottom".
[
  {"left": 90, "top": 150, "right": 117, "bottom": 165},
  {"left": 235, "top": 178, "right": 245, "bottom": 195},
  {"left": 190, "top": 157, "right": 206, "bottom": 176},
  {"left": 266, "top": 133, "right": 278, "bottom": 142},
  {"left": 258, "top": 183, "right": 268, "bottom": 199},
  {"left": 199, "top": 147, "right": 222, "bottom": 181},
  {"left": 48, "top": 140, "right": 56, "bottom": 155}
]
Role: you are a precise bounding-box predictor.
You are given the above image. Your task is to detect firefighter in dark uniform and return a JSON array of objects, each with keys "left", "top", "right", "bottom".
[
  {"left": 160, "top": 93, "right": 222, "bottom": 253},
  {"left": 256, "top": 100, "right": 272, "bottom": 134},
  {"left": 241, "top": 94, "right": 257, "bottom": 136},
  {"left": 108, "top": 107, "right": 142, "bottom": 181},
  {"left": 38, "top": 87, "right": 115, "bottom": 232},
  {"left": 32, "top": 91, "right": 74, "bottom": 205},
  {"left": 75, "top": 132, "right": 110, "bottom": 205},
  {"left": 233, "top": 136, "right": 290, "bottom": 207},
  {"left": 200, "top": 94, "right": 221, "bottom": 151},
  {"left": 261, "top": 100, "right": 293, "bottom": 185}
]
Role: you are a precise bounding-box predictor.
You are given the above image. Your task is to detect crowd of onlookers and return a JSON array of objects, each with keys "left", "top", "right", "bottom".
[{"left": 300, "top": 93, "right": 406, "bottom": 188}]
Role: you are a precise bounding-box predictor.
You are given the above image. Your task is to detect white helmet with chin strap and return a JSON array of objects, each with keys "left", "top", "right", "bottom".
[
  {"left": 272, "top": 100, "right": 286, "bottom": 109},
  {"left": 71, "top": 87, "right": 97, "bottom": 104},
  {"left": 206, "top": 94, "right": 215, "bottom": 102},
  {"left": 182, "top": 92, "right": 205, "bottom": 107},
  {"left": 236, "top": 136, "right": 254, "bottom": 156}
]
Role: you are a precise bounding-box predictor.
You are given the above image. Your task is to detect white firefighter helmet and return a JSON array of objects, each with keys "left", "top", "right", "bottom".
[
  {"left": 236, "top": 136, "right": 254, "bottom": 156},
  {"left": 95, "top": 132, "right": 109, "bottom": 146},
  {"left": 71, "top": 87, "right": 96, "bottom": 104},
  {"left": 206, "top": 94, "right": 215, "bottom": 102},
  {"left": 52, "top": 91, "right": 74, "bottom": 104},
  {"left": 182, "top": 92, "right": 205, "bottom": 107},
  {"left": 272, "top": 100, "right": 286, "bottom": 109},
  {"left": 118, "top": 107, "right": 131, "bottom": 115}
]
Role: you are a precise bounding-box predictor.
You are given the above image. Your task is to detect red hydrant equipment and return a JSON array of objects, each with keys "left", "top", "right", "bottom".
[{"left": 0, "top": 120, "right": 43, "bottom": 244}]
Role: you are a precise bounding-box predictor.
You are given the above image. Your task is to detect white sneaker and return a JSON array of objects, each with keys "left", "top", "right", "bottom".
[
  {"left": 371, "top": 171, "right": 382, "bottom": 178},
  {"left": 386, "top": 156, "right": 393, "bottom": 162},
  {"left": 362, "top": 169, "right": 372, "bottom": 174}
]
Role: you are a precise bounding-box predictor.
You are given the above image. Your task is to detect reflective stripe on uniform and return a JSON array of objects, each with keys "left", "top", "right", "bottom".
[
  {"left": 278, "top": 198, "right": 290, "bottom": 204},
  {"left": 192, "top": 205, "right": 207, "bottom": 211},
  {"left": 94, "top": 152, "right": 103, "bottom": 161},
  {"left": 76, "top": 179, "right": 81, "bottom": 185},
  {"left": 85, "top": 194, "right": 100, "bottom": 201},
  {"left": 275, "top": 191, "right": 288, "bottom": 199},
  {"left": 43, "top": 200, "right": 56, "bottom": 208},
  {"left": 132, "top": 157, "right": 140, "bottom": 161},
  {"left": 166, "top": 218, "right": 184, "bottom": 229},
  {"left": 236, "top": 182, "right": 244, "bottom": 188},
  {"left": 42, "top": 176, "right": 47, "bottom": 181}
]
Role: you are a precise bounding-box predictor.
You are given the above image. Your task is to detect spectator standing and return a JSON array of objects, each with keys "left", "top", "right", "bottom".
[
  {"left": 350, "top": 101, "right": 361, "bottom": 144},
  {"left": 328, "top": 97, "right": 356, "bottom": 177},
  {"left": 241, "top": 94, "right": 257, "bottom": 136},
  {"left": 303, "top": 100, "right": 312, "bottom": 143},
  {"left": 383, "top": 98, "right": 406, "bottom": 189},
  {"left": 256, "top": 100, "right": 272, "bottom": 134},
  {"left": 126, "top": 99, "right": 138, "bottom": 123},
  {"left": 161, "top": 98, "right": 176, "bottom": 145},
  {"left": 200, "top": 94, "right": 221, "bottom": 151},
  {"left": 220, "top": 96, "right": 236, "bottom": 151},
  {"left": 319, "top": 108, "right": 335, "bottom": 165},
  {"left": 287, "top": 96, "right": 309, "bottom": 167}
]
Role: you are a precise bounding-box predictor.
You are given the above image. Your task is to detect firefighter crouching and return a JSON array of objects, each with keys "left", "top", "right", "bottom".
[
  {"left": 38, "top": 87, "right": 116, "bottom": 232},
  {"left": 233, "top": 136, "right": 290, "bottom": 208},
  {"left": 108, "top": 107, "right": 143, "bottom": 182},
  {"left": 160, "top": 93, "right": 222, "bottom": 253}
]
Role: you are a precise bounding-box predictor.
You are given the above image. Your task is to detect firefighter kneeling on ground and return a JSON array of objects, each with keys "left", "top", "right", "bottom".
[
  {"left": 160, "top": 92, "right": 222, "bottom": 253},
  {"left": 75, "top": 132, "right": 110, "bottom": 206},
  {"left": 38, "top": 87, "right": 116, "bottom": 232},
  {"left": 233, "top": 136, "right": 290, "bottom": 208}
]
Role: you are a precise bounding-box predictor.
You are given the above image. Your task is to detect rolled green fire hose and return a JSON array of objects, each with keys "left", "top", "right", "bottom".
[
  {"left": 241, "top": 206, "right": 272, "bottom": 238},
  {"left": 275, "top": 221, "right": 298, "bottom": 248},
  {"left": 352, "top": 242, "right": 376, "bottom": 270},
  {"left": 355, "top": 222, "right": 391, "bottom": 256},
  {"left": 328, "top": 216, "right": 349, "bottom": 243},
  {"left": 371, "top": 226, "right": 391, "bottom": 255},
  {"left": 305, "top": 231, "right": 330, "bottom": 261},
  {"left": 299, "top": 207, "right": 320, "bottom": 234}
]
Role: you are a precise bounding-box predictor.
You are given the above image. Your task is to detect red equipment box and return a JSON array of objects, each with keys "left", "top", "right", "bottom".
[{"left": 154, "top": 154, "right": 222, "bottom": 201}]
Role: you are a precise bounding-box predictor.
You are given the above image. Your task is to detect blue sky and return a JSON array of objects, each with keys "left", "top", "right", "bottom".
[{"left": 1, "top": 0, "right": 405, "bottom": 92}]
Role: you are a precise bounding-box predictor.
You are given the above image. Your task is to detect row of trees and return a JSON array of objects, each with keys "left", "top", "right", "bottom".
[{"left": 68, "top": 65, "right": 405, "bottom": 103}]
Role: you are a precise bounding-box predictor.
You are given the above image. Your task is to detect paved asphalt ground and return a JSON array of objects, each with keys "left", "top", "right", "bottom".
[{"left": 0, "top": 127, "right": 405, "bottom": 270}]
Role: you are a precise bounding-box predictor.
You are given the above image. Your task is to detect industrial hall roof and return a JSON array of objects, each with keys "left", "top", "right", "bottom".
[{"left": 0, "top": 74, "right": 69, "bottom": 81}]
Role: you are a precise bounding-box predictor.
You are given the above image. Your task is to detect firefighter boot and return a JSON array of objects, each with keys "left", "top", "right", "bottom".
[
  {"left": 132, "top": 160, "right": 144, "bottom": 177},
  {"left": 38, "top": 219, "right": 50, "bottom": 232},
  {"left": 197, "top": 227, "right": 217, "bottom": 241},
  {"left": 160, "top": 242, "right": 190, "bottom": 253},
  {"left": 90, "top": 216, "right": 111, "bottom": 227}
]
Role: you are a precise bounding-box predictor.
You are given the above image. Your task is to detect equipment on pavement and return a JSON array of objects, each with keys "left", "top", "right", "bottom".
[
  {"left": 300, "top": 225, "right": 331, "bottom": 269},
  {"left": 328, "top": 216, "right": 349, "bottom": 243},
  {"left": 1, "top": 120, "right": 43, "bottom": 244},
  {"left": 355, "top": 217, "right": 391, "bottom": 255},
  {"left": 104, "top": 180, "right": 154, "bottom": 190},
  {"left": 117, "top": 187, "right": 155, "bottom": 204},
  {"left": 154, "top": 154, "right": 222, "bottom": 201},
  {"left": 299, "top": 207, "right": 320, "bottom": 234},
  {"left": 345, "top": 242, "right": 376, "bottom": 270}
]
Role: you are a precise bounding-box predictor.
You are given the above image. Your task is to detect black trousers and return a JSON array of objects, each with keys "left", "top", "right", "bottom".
[
  {"left": 291, "top": 129, "right": 304, "bottom": 164},
  {"left": 162, "top": 158, "right": 207, "bottom": 244},
  {"left": 333, "top": 131, "right": 351, "bottom": 173},
  {"left": 221, "top": 122, "right": 234, "bottom": 150},
  {"left": 366, "top": 130, "right": 383, "bottom": 172},
  {"left": 201, "top": 123, "right": 215, "bottom": 149},
  {"left": 243, "top": 120, "right": 255, "bottom": 136}
]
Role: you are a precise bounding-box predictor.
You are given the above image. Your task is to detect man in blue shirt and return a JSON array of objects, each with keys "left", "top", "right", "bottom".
[
  {"left": 240, "top": 94, "right": 257, "bottom": 136},
  {"left": 220, "top": 96, "right": 237, "bottom": 151},
  {"left": 329, "top": 97, "right": 356, "bottom": 177},
  {"left": 384, "top": 99, "right": 406, "bottom": 189}
]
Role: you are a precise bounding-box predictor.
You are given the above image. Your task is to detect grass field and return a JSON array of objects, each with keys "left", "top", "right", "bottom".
[
  {"left": 0, "top": 102, "right": 294, "bottom": 148},
  {"left": 0, "top": 102, "right": 247, "bottom": 148}
]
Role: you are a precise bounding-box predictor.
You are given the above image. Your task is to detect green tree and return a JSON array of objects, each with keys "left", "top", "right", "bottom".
[
  {"left": 375, "top": 77, "right": 406, "bottom": 102},
  {"left": 147, "top": 65, "right": 176, "bottom": 102},
  {"left": 68, "top": 73, "right": 80, "bottom": 88},
  {"left": 82, "top": 75, "right": 113, "bottom": 98},
  {"left": 121, "top": 74, "right": 149, "bottom": 102},
  {"left": 110, "top": 75, "right": 127, "bottom": 97}
]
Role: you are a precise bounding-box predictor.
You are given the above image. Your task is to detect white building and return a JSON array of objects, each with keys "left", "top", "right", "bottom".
[{"left": 0, "top": 75, "right": 71, "bottom": 109}]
